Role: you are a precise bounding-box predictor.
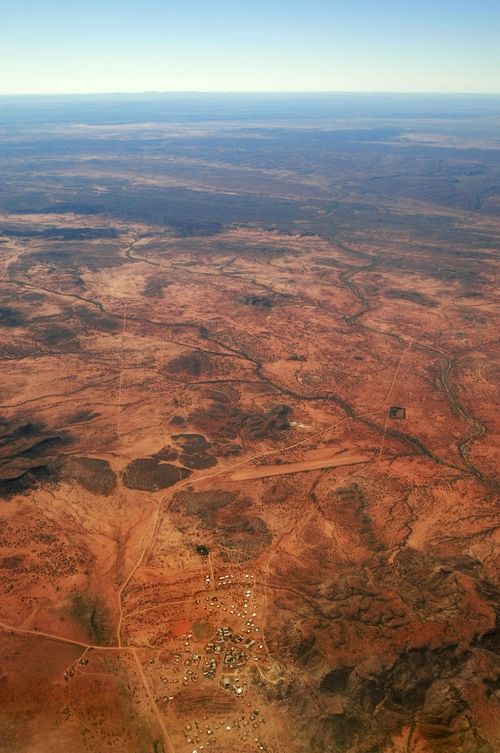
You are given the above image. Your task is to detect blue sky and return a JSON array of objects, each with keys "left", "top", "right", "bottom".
[{"left": 1, "top": 0, "right": 499, "bottom": 94}]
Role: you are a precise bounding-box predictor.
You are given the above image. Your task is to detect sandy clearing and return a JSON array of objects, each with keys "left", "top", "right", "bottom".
[{"left": 230, "top": 453, "right": 372, "bottom": 480}]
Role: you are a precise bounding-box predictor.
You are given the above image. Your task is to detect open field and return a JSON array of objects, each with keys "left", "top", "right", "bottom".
[{"left": 0, "top": 94, "right": 499, "bottom": 753}]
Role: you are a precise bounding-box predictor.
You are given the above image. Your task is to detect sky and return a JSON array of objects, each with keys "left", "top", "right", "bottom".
[{"left": 1, "top": 0, "right": 500, "bottom": 95}]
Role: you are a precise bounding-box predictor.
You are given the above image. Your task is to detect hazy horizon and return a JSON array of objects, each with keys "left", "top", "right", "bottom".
[
  {"left": 2, "top": 0, "right": 500, "bottom": 95},
  {"left": 2, "top": 90, "right": 500, "bottom": 97}
]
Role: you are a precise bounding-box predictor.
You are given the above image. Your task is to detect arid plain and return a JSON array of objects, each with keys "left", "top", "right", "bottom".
[{"left": 0, "top": 95, "right": 499, "bottom": 753}]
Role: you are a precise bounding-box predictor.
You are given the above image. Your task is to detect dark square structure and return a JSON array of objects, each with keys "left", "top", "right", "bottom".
[{"left": 389, "top": 406, "right": 406, "bottom": 419}]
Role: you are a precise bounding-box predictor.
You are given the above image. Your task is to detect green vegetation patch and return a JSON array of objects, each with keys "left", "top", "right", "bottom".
[
  {"left": 193, "top": 621, "right": 214, "bottom": 641},
  {"left": 70, "top": 593, "right": 111, "bottom": 645}
]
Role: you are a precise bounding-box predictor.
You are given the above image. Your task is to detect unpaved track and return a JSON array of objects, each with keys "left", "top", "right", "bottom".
[{"left": 132, "top": 648, "right": 176, "bottom": 753}]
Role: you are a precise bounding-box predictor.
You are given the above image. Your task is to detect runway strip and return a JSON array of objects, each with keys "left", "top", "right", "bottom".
[{"left": 231, "top": 453, "right": 371, "bottom": 480}]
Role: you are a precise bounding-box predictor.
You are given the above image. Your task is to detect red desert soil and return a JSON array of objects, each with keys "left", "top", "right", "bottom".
[
  {"left": 0, "top": 117, "right": 499, "bottom": 753},
  {"left": 0, "top": 217, "right": 498, "bottom": 753}
]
